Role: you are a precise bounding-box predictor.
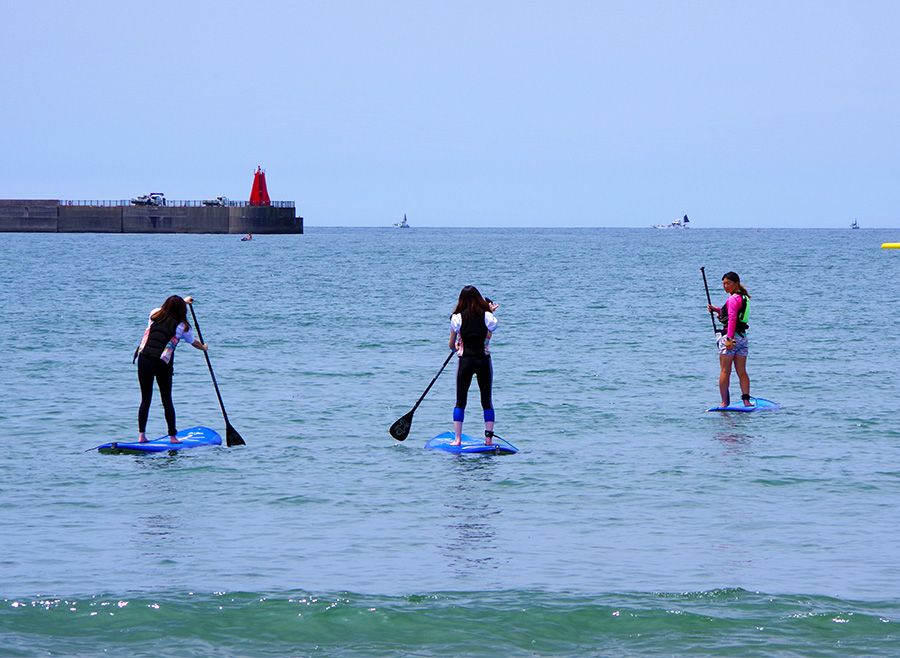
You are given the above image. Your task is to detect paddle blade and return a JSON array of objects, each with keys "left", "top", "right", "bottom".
[
  {"left": 389, "top": 411, "right": 414, "bottom": 441},
  {"left": 225, "top": 423, "right": 246, "bottom": 447}
]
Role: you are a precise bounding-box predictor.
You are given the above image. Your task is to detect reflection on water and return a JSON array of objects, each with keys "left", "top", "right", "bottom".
[
  {"left": 711, "top": 414, "right": 757, "bottom": 454},
  {"left": 714, "top": 430, "right": 754, "bottom": 446},
  {"left": 440, "top": 456, "right": 502, "bottom": 576},
  {"left": 131, "top": 511, "right": 188, "bottom": 562},
  {"left": 130, "top": 456, "right": 189, "bottom": 559},
  {"left": 139, "top": 514, "right": 178, "bottom": 539}
]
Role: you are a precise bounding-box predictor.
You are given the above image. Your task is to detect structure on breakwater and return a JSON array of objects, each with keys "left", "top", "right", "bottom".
[
  {"left": 1, "top": 167, "right": 303, "bottom": 234},
  {"left": 0, "top": 199, "right": 302, "bottom": 234}
]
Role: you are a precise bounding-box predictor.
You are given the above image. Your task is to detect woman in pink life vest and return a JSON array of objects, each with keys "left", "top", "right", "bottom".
[{"left": 707, "top": 272, "right": 752, "bottom": 407}]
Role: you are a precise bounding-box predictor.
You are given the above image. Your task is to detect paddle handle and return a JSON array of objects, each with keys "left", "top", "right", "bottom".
[
  {"left": 188, "top": 304, "right": 230, "bottom": 424},
  {"left": 410, "top": 350, "right": 455, "bottom": 413},
  {"left": 700, "top": 267, "right": 719, "bottom": 336}
]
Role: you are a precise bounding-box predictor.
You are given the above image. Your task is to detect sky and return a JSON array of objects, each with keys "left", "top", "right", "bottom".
[{"left": 1, "top": 0, "right": 898, "bottom": 227}]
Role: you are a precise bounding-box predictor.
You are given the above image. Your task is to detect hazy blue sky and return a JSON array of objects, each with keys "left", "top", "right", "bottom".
[{"left": 1, "top": 1, "right": 898, "bottom": 227}]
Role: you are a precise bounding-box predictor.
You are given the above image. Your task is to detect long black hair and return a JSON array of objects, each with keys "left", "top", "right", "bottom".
[
  {"left": 451, "top": 285, "right": 491, "bottom": 317},
  {"left": 150, "top": 295, "right": 190, "bottom": 330},
  {"left": 722, "top": 272, "right": 751, "bottom": 298}
]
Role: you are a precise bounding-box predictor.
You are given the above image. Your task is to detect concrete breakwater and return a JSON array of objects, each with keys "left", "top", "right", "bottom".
[{"left": 0, "top": 200, "right": 303, "bottom": 234}]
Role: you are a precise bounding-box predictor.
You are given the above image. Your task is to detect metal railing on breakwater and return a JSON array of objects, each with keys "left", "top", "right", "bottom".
[{"left": 61, "top": 200, "right": 295, "bottom": 208}]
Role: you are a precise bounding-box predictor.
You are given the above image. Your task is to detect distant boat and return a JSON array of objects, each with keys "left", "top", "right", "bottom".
[
  {"left": 850, "top": 218, "right": 860, "bottom": 229},
  {"left": 394, "top": 213, "right": 410, "bottom": 228},
  {"left": 653, "top": 214, "right": 690, "bottom": 229}
]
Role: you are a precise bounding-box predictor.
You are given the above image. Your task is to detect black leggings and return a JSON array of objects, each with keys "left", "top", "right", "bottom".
[
  {"left": 137, "top": 354, "right": 177, "bottom": 436},
  {"left": 456, "top": 355, "right": 493, "bottom": 411}
]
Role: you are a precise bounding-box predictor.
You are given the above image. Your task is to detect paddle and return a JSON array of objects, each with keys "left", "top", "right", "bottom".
[
  {"left": 188, "top": 303, "right": 246, "bottom": 447},
  {"left": 700, "top": 266, "right": 720, "bottom": 336},
  {"left": 389, "top": 350, "right": 455, "bottom": 441},
  {"left": 701, "top": 267, "right": 730, "bottom": 407}
]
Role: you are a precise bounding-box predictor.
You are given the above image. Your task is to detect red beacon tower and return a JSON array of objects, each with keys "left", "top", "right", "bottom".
[{"left": 249, "top": 166, "right": 271, "bottom": 206}]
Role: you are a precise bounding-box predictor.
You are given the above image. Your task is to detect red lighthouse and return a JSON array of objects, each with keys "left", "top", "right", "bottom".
[{"left": 249, "top": 166, "right": 271, "bottom": 206}]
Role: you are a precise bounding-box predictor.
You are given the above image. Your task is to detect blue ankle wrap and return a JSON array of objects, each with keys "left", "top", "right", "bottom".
[{"left": 453, "top": 407, "right": 465, "bottom": 422}]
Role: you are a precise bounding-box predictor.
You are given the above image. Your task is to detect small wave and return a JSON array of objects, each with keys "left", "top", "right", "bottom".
[{"left": 2, "top": 588, "right": 897, "bottom": 657}]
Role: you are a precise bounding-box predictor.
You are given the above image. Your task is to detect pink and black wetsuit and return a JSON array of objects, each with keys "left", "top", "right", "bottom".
[{"left": 713, "top": 293, "right": 748, "bottom": 339}]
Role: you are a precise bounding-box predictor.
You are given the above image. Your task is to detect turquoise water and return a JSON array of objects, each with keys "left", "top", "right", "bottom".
[{"left": 2, "top": 228, "right": 899, "bottom": 655}]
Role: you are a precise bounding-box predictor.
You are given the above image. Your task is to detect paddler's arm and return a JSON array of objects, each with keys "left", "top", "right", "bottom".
[
  {"left": 725, "top": 295, "right": 740, "bottom": 340},
  {"left": 722, "top": 296, "right": 740, "bottom": 347},
  {"left": 180, "top": 297, "right": 207, "bottom": 351},
  {"left": 449, "top": 312, "right": 463, "bottom": 353}
]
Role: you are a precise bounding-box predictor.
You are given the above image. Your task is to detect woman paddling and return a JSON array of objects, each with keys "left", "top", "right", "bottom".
[
  {"left": 707, "top": 272, "right": 752, "bottom": 407},
  {"left": 134, "top": 295, "right": 208, "bottom": 443},
  {"left": 448, "top": 286, "right": 499, "bottom": 446}
]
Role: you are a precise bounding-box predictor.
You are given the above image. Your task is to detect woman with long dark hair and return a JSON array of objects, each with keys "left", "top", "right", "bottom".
[
  {"left": 706, "top": 272, "right": 752, "bottom": 407},
  {"left": 134, "top": 295, "right": 207, "bottom": 443},
  {"left": 448, "top": 285, "right": 500, "bottom": 446}
]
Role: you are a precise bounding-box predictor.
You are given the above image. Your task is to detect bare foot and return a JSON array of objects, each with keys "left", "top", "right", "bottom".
[
  {"left": 450, "top": 439, "right": 462, "bottom": 446},
  {"left": 169, "top": 437, "right": 181, "bottom": 444},
  {"left": 138, "top": 435, "right": 148, "bottom": 443},
  {"left": 484, "top": 439, "right": 493, "bottom": 446}
]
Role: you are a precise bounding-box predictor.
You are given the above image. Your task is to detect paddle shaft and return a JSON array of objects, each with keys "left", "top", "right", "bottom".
[
  {"left": 700, "top": 266, "right": 719, "bottom": 335},
  {"left": 410, "top": 350, "right": 455, "bottom": 413},
  {"left": 702, "top": 268, "right": 731, "bottom": 406},
  {"left": 188, "top": 304, "right": 231, "bottom": 425}
]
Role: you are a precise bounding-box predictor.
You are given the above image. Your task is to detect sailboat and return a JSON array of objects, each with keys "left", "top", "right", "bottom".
[
  {"left": 394, "top": 213, "right": 410, "bottom": 228},
  {"left": 653, "top": 214, "right": 690, "bottom": 229},
  {"left": 850, "top": 218, "right": 860, "bottom": 229}
]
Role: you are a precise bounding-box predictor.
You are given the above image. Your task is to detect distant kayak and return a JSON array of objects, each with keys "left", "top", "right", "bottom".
[
  {"left": 424, "top": 431, "right": 518, "bottom": 455},
  {"left": 94, "top": 426, "right": 222, "bottom": 454}
]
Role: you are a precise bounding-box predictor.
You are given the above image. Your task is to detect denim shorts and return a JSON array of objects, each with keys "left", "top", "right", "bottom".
[{"left": 717, "top": 334, "right": 749, "bottom": 356}]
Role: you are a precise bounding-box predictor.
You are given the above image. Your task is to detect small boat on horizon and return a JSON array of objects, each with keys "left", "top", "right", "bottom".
[
  {"left": 851, "top": 218, "right": 860, "bottom": 229},
  {"left": 653, "top": 214, "right": 690, "bottom": 229},
  {"left": 394, "top": 213, "right": 410, "bottom": 228}
]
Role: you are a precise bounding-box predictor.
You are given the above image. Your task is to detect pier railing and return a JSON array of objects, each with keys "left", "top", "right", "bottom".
[{"left": 61, "top": 200, "right": 295, "bottom": 208}]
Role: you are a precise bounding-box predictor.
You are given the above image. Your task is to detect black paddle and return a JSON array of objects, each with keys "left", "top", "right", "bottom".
[
  {"left": 389, "top": 350, "right": 455, "bottom": 441},
  {"left": 188, "top": 303, "right": 246, "bottom": 447},
  {"left": 701, "top": 267, "right": 730, "bottom": 407},
  {"left": 700, "top": 266, "right": 721, "bottom": 336}
]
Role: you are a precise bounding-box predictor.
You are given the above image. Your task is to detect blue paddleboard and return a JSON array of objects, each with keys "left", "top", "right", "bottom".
[
  {"left": 706, "top": 397, "right": 779, "bottom": 413},
  {"left": 424, "top": 431, "right": 518, "bottom": 455},
  {"left": 95, "top": 426, "right": 222, "bottom": 454}
]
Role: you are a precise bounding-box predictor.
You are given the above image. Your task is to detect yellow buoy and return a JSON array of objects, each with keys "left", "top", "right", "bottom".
[{"left": 882, "top": 243, "right": 900, "bottom": 249}]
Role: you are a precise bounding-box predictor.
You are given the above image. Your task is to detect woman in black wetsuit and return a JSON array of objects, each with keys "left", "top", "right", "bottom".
[
  {"left": 448, "top": 286, "right": 499, "bottom": 446},
  {"left": 134, "top": 295, "right": 207, "bottom": 443}
]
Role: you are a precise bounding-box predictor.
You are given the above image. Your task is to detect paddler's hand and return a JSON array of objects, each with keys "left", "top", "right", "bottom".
[
  {"left": 706, "top": 304, "right": 715, "bottom": 313},
  {"left": 488, "top": 301, "right": 499, "bottom": 312},
  {"left": 184, "top": 296, "right": 194, "bottom": 305},
  {"left": 723, "top": 337, "right": 735, "bottom": 349}
]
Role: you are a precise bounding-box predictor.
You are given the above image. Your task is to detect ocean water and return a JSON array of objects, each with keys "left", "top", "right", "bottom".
[{"left": 1, "top": 227, "right": 899, "bottom": 656}]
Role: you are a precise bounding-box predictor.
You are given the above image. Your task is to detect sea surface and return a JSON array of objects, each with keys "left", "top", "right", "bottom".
[{"left": 1, "top": 227, "right": 899, "bottom": 656}]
